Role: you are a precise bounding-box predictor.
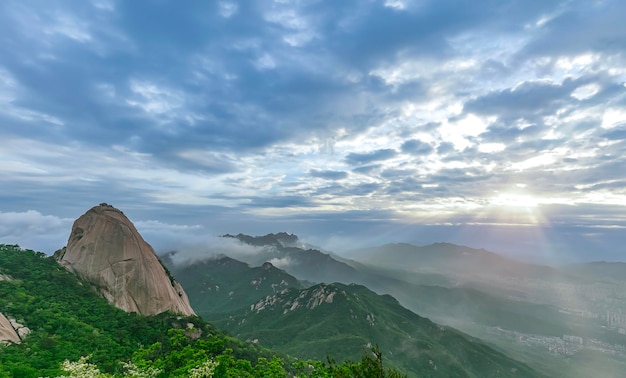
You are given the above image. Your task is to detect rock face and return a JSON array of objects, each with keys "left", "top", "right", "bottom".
[
  {"left": 55, "top": 203, "right": 195, "bottom": 316},
  {"left": 0, "top": 312, "right": 20, "bottom": 344}
]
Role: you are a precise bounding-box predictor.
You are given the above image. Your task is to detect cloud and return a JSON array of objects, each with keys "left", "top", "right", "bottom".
[
  {"left": 345, "top": 149, "right": 398, "bottom": 165},
  {"left": 165, "top": 235, "right": 267, "bottom": 267},
  {"left": 268, "top": 256, "right": 292, "bottom": 269},
  {"left": 602, "top": 127, "right": 626, "bottom": 140},
  {"left": 401, "top": 139, "right": 433, "bottom": 155},
  {"left": 309, "top": 169, "right": 348, "bottom": 180},
  {"left": 1, "top": 0, "right": 626, "bottom": 263},
  {"left": 520, "top": 1, "right": 626, "bottom": 57},
  {"left": 464, "top": 79, "right": 575, "bottom": 120},
  {"left": 0, "top": 210, "right": 73, "bottom": 254}
]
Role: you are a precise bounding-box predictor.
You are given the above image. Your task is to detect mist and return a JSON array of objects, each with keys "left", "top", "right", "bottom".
[{"left": 160, "top": 235, "right": 269, "bottom": 267}]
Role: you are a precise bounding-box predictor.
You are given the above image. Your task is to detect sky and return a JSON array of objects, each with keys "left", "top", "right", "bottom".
[{"left": 1, "top": 0, "right": 625, "bottom": 263}]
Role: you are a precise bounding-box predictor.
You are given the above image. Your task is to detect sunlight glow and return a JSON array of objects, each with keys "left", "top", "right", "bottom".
[
  {"left": 492, "top": 193, "right": 539, "bottom": 208},
  {"left": 510, "top": 153, "right": 556, "bottom": 171}
]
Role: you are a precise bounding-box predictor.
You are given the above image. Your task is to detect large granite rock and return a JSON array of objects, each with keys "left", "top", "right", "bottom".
[{"left": 55, "top": 203, "right": 195, "bottom": 316}]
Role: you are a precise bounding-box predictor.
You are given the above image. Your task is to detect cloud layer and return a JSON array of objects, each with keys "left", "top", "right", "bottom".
[{"left": 1, "top": 0, "right": 625, "bottom": 262}]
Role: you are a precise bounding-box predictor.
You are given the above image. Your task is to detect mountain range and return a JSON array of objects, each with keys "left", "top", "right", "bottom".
[
  {"left": 164, "top": 254, "right": 539, "bottom": 377},
  {"left": 3, "top": 204, "right": 626, "bottom": 377},
  {"left": 168, "top": 232, "right": 626, "bottom": 378}
]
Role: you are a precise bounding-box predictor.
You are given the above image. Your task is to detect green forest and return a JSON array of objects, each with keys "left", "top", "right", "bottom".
[{"left": 0, "top": 244, "right": 404, "bottom": 377}]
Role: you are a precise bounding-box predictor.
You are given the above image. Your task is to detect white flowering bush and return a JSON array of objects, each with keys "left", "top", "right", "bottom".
[
  {"left": 188, "top": 359, "right": 218, "bottom": 378},
  {"left": 57, "top": 356, "right": 111, "bottom": 378},
  {"left": 120, "top": 361, "right": 161, "bottom": 378},
  {"left": 55, "top": 356, "right": 162, "bottom": 378}
]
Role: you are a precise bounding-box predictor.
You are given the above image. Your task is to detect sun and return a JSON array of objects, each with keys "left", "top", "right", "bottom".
[
  {"left": 491, "top": 193, "right": 539, "bottom": 208},
  {"left": 482, "top": 191, "right": 546, "bottom": 226}
]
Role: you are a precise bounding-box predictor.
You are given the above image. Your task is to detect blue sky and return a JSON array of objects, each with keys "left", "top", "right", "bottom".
[{"left": 1, "top": 0, "right": 625, "bottom": 263}]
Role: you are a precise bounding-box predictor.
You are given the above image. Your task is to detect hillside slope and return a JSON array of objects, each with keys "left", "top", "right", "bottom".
[
  {"left": 162, "top": 247, "right": 542, "bottom": 377},
  {"left": 0, "top": 244, "right": 277, "bottom": 377},
  {"left": 218, "top": 282, "right": 541, "bottom": 377},
  {"left": 162, "top": 254, "right": 303, "bottom": 318}
]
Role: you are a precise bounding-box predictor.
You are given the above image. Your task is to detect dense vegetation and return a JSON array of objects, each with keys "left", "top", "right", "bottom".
[
  {"left": 161, "top": 255, "right": 303, "bottom": 318},
  {"left": 0, "top": 245, "right": 405, "bottom": 377},
  {"left": 168, "top": 254, "right": 541, "bottom": 377}
]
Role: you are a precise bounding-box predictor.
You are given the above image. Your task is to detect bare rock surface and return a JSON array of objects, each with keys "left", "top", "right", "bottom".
[
  {"left": 55, "top": 203, "right": 195, "bottom": 316},
  {"left": 0, "top": 312, "right": 20, "bottom": 344}
]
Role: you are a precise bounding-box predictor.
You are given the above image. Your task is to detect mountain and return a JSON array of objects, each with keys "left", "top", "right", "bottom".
[
  {"left": 565, "top": 262, "right": 626, "bottom": 283},
  {"left": 53, "top": 203, "right": 195, "bottom": 316},
  {"left": 221, "top": 233, "right": 363, "bottom": 284},
  {"left": 218, "top": 281, "right": 540, "bottom": 377},
  {"left": 349, "top": 243, "right": 626, "bottom": 378},
  {"left": 196, "top": 235, "right": 568, "bottom": 336},
  {"left": 223, "top": 232, "right": 300, "bottom": 248},
  {"left": 161, "top": 254, "right": 303, "bottom": 318},
  {"left": 0, "top": 244, "right": 406, "bottom": 377},
  {"left": 192, "top": 235, "right": 626, "bottom": 377},
  {"left": 162, "top": 251, "right": 541, "bottom": 376},
  {"left": 351, "top": 242, "right": 558, "bottom": 283}
]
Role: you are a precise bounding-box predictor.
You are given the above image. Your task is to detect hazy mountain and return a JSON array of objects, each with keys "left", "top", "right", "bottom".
[
  {"left": 217, "top": 281, "right": 541, "bottom": 377},
  {"left": 183, "top": 234, "right": 626, "bottom": 377},
  {"left": 351, "top": 242, "right": 560, "bottom": 282},
  {"left": 220, "top": 233, "right": 364, "bottom": 284},
  {"left": 192, "top": 235, "right": 571, "bottom": 336},
  {"left": 349, "top": 242, "right": 626, "bottom": 378},
  {"left": 223, "top": 232, "right": 300, "bottom": 248},
  {"left": 564, "top": 262, "right": 626, "bottom": 283},
  {"left": 53, "top": 203, "right": 195, "bottom": 316},
  {"left": 161, "top": 246, "right": 545, "bottom": 376}
]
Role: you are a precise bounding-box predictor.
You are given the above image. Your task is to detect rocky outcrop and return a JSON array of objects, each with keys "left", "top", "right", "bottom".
[
  {"left": 55, "top": 203, "right": 195, "bottom": 316},
  {"left": 0, "top": 313, "right": 19, "bottom": 344},
  {"left": 0, "top": 313, "right": 28, "bottom": 344}
]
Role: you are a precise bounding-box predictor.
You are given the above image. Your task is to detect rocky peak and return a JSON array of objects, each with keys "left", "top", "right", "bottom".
[
  {"left": 55, "top": 204, "right": 195, "bottom": 316},
  {"left": 223, "top": 232, "right": 299, "bottom": 247}
]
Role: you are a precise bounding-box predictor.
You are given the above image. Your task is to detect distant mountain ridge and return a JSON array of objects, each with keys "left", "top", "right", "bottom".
[
  {"left": 164, "top": 245, "right": 541, "bottom": 377},
  {"left": 160, "top": 232, "right": 626, "bottom": 377},
  {"left": 218, "top": 233, "right": 362, "bottom": 285},
  {"left": 351, "top": 242, "right": 558, "bottom": 280},
  {"left": 197, "top": 234, "right": 570, "bottom": 335},
  {"left": 223, "top": 232, "right": 300, "bottom": 248}
]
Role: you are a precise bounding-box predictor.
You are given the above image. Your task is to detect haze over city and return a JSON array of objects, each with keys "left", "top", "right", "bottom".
[{"left": 1, "top": 0, "right": 625, "bottom": 262}]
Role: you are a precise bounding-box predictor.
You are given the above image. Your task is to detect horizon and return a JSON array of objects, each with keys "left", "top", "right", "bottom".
[{"left": 1, "top": 1, "right": 625, "bottom": 263}]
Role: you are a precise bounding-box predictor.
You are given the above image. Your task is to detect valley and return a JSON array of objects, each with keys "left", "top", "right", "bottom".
[{"left": 165, "top": 232, "right": 626, "bottom": 378}]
